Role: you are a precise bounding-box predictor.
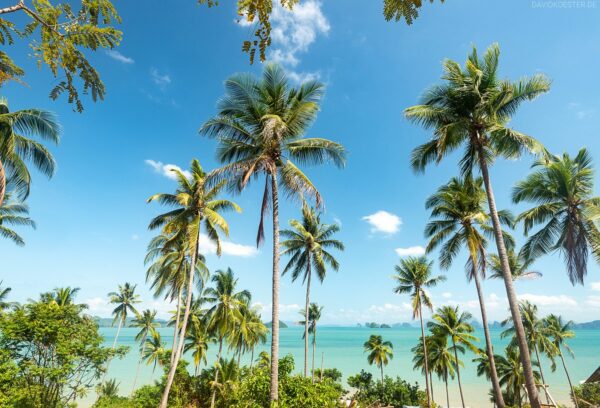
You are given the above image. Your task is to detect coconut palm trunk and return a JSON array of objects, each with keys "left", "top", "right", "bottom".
[
  {"left": 250, "top": 348, "right": 255, "bottom": 370},
  {"left": 304, "top": 261, "right": 312, "bottom": 377},
  {"left": 131, "top": 337, "right": 147, "bottom": 394},
  {"left": 472, "top": 261, "right": 505, "bottom": 408},
  {"left": 558, "top": 350, "right": 579, "bottom": 408},
  {"left": 311, "top": 332, "right": 316, "bottom": 382},
  {"left": 0, "top": 160, "right": 5, "bottom": 208},
  {"left": 380, "top": 364, "right": 384, "bottom": 389},
  {"left": 170, "top": 289, "right": 182, "bottom": 365},
  {"left": 452, "top": 339, "right": 466, "bottom": 408},
  {"left": 418, "top": 301, "right": 432, "bottom": 408},
  {"left": 102, "top": 318, "right": 123, "bottom": 383},
  {"left": 444, "top": 369, "right": 450, "bottom": 408},
  {"left": 270, "top": 172, "right": 280, "bottom": 404},
  {"left": 430, "top": 371, "right": 434, "bottom": 404},
  {"left": 477, "top": 151, "right": 540, "bottom": 408},
  {"left": 159, "top": 228, "right": 200, "bottom": 408},
  {"left": 533, "top": 343, "right": 551, "bottom": 404},
  {"left": 210, "top": 337, "right": 224, "bottom": 408}
]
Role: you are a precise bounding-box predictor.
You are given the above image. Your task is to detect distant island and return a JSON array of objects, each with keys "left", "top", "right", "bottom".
[{"left": 265, "top": 320, "right": 288, "bottom": 329}]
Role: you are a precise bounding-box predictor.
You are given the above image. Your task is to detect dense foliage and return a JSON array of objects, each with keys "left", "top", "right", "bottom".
[
  {"left": 348, "top": 369, "right": 425, "bottom": 408},
  {"left": 0, "top": 297, "right": 126, "bottom": 407},
  {"left": 573, "top": 382, "right": 600, "bottom": 406}
]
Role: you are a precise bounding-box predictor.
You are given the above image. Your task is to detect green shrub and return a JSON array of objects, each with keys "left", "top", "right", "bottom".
[
  {"left": 574, "top": 382, "right": 600, "bottom": 406},
  {"left": 347, "top": 369, "right": 425, "bottom": 408}
]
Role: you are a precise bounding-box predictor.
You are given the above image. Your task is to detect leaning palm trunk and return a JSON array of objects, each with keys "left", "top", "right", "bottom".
[
  {"left": 452, "top": 339, "right": 466, "bottom": 408},
  {"left": 210, "top": 338, "right": 224, "bottom": 408},
  {"left": 269, "top": 172, "right": 281, "bottom": 404},
  {"left": 472, "top": 263, "right": 505, "bottom": 407},
  {"left": 170, "top": 289, "right": 182, "bottom": 365},
  {"left": 418, "top": 302, "right": 432, "bottom": 408},
  {"left": 430, "top": 371, "right": 434, "bottom": 404},
  {"left": 102, "top": 318, "right": 123, "bottom": 383},
  {"left": 0, "top": 159, "right": 5, "bottom": 208},
  {"left": 558, "top": 350, "right": 579, "bottom": 408},
  {"left": 159, "top": 227, "right": 200, "bottom": 408},
  {"left": 477, "top": 151, "right": 541, "bottom": 408},
  {"left": 131, "top": 337, "right": 147, "bottom": 394},
  {"left": 444, "top": 370, "right": 450, "bottom": 408},
  {"left": 304, "top": 262, "right": 312, "bottom": 377},
  {"left": 533, "top": 343, "right": 551, "bottom": 404}
]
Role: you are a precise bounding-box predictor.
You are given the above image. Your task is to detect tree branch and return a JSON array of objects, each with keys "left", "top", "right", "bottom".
[{"left": 0, "top": 1, "right": 24, "bottom": 15}]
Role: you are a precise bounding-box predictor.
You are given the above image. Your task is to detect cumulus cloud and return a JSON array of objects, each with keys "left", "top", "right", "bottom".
[
  {"left": 105, "top": 50, "right": 134, "bottom": 64},
  {"left": 150, "top": 68, "right": 171, "bottom": 88},
  {"left": 198, "top": 234, "right": 258, "bottom": 257},
  {"left": 442, "top": 292, "right": 452, "bottom": 299},
  {"left": 145, "top": 159, "right": 191, "bottom": 180},
  {"left": 395, "top": 246, "right": 425, "bottom": 257},
  {"left": 518, "top": 293, "right": 578, "bottom": 307},
  {"left": 585, "top": 296, "right": 600, "bottom": 308},
  {"left": 362, "top": 211, "right": 402, "bottom": 235}
]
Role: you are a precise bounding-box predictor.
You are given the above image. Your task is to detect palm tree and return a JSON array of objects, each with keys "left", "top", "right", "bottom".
[
  {"left": 145, "top": 233, "right": 209, "bottom": 365},
  {"left": 97, "top": 379, "right": 120, "bottom": 399},
  {"left": 148, "top": 159, "right": 240, "bottom": 408},
  {"left": 143, "top": 330, "right": 166, "bottom": 373},
  {"left": 201, "top": 63, "right": 346, "bottom": 403},
  {"left": 281, "top": 204, "right": 343, "bottom": 377},
  {"left": 205, "top": 268, "right": 250, "bottom": 408},
  {"left": 406, "top": 43, "right": 550, "bottom": 408},
  {"left": 544, "top": 314, "right": 578, "bottom": 408},
  {"left": 513, "top": 148, "right": 600, "bottom": 285},
  {"left": 502, "top": 301, "right": 558, "bottom": 404},
  {"left": 229, "top": 301, "right": 268, "bottom": 367},
  {"left": 298, "top": 302, "right": 323, "bottom": 381},
  {"left": 425, "top": 176, "right": 511, "bottom": 406},
  {"left": 0, "top": 97, "right": 60, "bottom": 207},
  {"left": 0, "top": 281, "right": 11, "bottom": 311},
  {"left": 0, "top": 193, "right": 35, "bottom": 245},
  {"left": 51, "top": 286, "right": 80, "bottom": 306},
  {"left": 392, "top": 256, "right": 446, "bottom": 407},
  {"left": 364, "top": 334, "right": 393, "bottom": 389},
  {"left": 210, "top": 357, "right": 240, "bottom": 405},
  {"left": 104, "top": 283, "right": 140, "bottom": 382},
  {"left": 489, "top": 248, "right": 543, "bottom": 281},
  {"left": 428, "top": 306, "right": 479, "bottom": 408},
  {"left": 130, "top": 309, "right": 160, "bottom": 393},
  {"left": 185, "top": 321, "right": 213, "bottom": 376}
]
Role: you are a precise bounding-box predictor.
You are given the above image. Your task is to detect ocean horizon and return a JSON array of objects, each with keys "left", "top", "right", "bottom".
[{"left": 86, "top": 326, "right": 600, "bottom": 408}]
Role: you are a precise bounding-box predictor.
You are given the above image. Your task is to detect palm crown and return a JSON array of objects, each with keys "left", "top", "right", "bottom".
[
  {"left": 406, "top": 43, "right": 549, "bottom": 176},
  {"left": 364, "top": 334, "right": 394, "bottom": 369},
  {"left": 131, "top": 309, "right": 160, "bottom": 343},
  {"left": 512, "top": 148, "right": 600, "bottom": 284},
  {"left": 205, "top": 268, "right": 251, "bottom": 340},
  {"left": 200, "top": 63, "right": 346, "bottom": 245},
  {"left": 488, "top": 248, "right": 542, "bottom": 281},
  {"left": 393, "top": 256, "right": 446, "bottom": 318},
  {"left": 0, "top": 193, "right": 35, "bottom": 246},
  {"left": 108, "top": 283, "right": 141, "bottom": 326},
  {"left": 0, "top": 98, "right": 60, "bottom": 206}
]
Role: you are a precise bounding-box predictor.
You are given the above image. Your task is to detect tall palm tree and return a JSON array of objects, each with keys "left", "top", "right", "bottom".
[
  {"left": 0, "top": 97, "right": 60, "bottom": 207},
  {"left": 428, "top": 306, "right": 479, "bottom": 408},
  {"left": 148, "top": 159, "right": 240, "bottom": 408},
  {"left": 201, "top": 63, "right": 346, "bottom": 403},
  {"left": 406, "top": 43, "right": 550, "bottom": 408},
  {"left": 489, "top": 248, "right": 543, "bottom": 281},
  {"left": 143, "top": 330, "right": 166, "bottom": 374},
  {"left": 502, "top": 301, "right": 558, "bottom": 404},
  {"left": 0, "top": 281, "right": 11, "bottom": 311},
  {"left": 425, "top": 176, "right": 511, "bottom": 406},
  {"left": 544, "top": 314, "right": 578, "bottom": 408},
  {"left": 392, "top": 256, "right": 445, "bottom": 407},
  {"left": 298, "top": 302, "right": 323, "bottom": 381},
  {"left": 130, "top": 309, "right": 160, "bottom": 393},
  {"left": 281, "top": 204, "right": 343, "bottom": 377},
  {"left": 205, "top": 268, "right": 250, "bottom": 408},
  {"left": 185, "top": 320, "right": 213, "bottom": 376},
  {"left": 0, "top": 193, "right": 35, "bottom": 245},
  {"left": 513, "top": 148, "right": 600, "bottom": 285},
  {"left": 364, "top": 334, "right": 393, "bottom": 389},
  {"left": 229, "top": 301, "right": 268, "bottom": 367}
]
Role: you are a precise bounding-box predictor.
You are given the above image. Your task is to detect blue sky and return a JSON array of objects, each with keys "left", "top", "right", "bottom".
[{"left": 2, "top": 0, "right": 600, "bottom": 324}]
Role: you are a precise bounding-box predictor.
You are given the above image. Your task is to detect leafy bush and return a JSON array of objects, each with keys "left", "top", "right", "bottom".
[
  {"left": 314, "top": 368, "right": 343, "bottom": 383},
  {"left": 347, "top": 370, "right": 425, "bottom": 408},
  {"left": 574, "top": 382, "right": 600, "bottom": 406}
]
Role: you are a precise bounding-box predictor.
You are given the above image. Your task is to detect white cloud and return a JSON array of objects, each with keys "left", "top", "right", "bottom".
[
  {"left": 150, "top": 68, "right": 171, "bottom": 88},
  {"left": 362, "top": 211, "right": 402, "bottom": 235},
  {"left": 518, "top": 293, "right": 578, "bottom": 307},
  {"left": 198, "top": 234, "right": 258, "bottom": 257},
  {"left": 266, "top": 0, "right": 328, "bottom": 82},
  {"left": 395, "top": 246, "right": 425, "bottom": 257},
  {"left": 585, "top": 296, "right": 600, "bottom": 308},
  {"left": 442, "top": 292, "right": 452, "bottom": 299},
  {"left": 590, "top": 282, "right": 600, "bottom": 291},
  {"left": 145, "top": 159, "right": 191, "bottom": 180},
  {"left": 105, "top": 50, "right": 134, "bottom": 64}
]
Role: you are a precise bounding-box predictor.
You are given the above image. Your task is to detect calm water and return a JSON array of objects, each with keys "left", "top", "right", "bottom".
[{"left": 89, "top": 326, "right": 600, "bottom": 407}]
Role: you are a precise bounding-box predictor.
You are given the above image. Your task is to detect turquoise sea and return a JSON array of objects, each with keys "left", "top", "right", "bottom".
[{"left": 90, "top": 326, "right": 600, "bottom": 408}]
